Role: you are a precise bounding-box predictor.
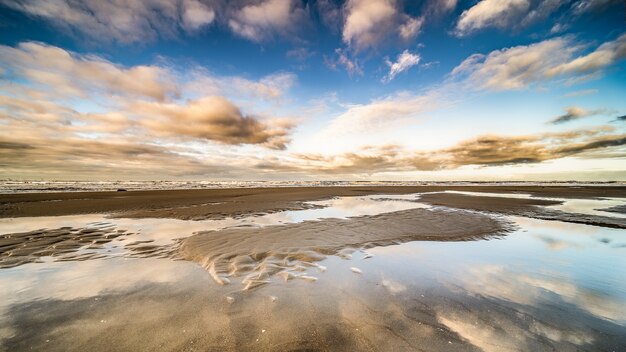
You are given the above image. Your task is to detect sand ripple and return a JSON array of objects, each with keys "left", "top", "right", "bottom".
[
  {"left": 0, "top": 222, "right": 178, "bottom": 268},
  {"left": 180, "top": 208, "right": 512, "bottom": 290}
]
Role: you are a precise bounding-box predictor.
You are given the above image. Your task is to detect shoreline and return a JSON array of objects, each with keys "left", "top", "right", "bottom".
[{"left": 2, "top": 185, "right": 625, "bottom": 219}]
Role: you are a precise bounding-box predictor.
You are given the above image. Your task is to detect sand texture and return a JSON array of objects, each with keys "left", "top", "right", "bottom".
[
  {"left": 180, "top": 207, "right": 512, "bottom": 289},
  {"left": 418, "top": 193, "right": 626, "bottom": 229},
  {"left": 2, "top": 185, "right": 625, "bottom": 220},
  {"left": 0, "top": 223, "right": 176, "bottom": 269}
]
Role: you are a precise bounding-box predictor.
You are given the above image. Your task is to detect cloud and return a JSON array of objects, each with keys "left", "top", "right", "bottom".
[
  {"left": 341, "top": 0, "right": 426, "bottom": 49},
  {"left": 383, "top": 50, "right": 420, "bottom": 82},
  {"left": 572, "top": 0, "right": 622, "bottom": 16},
  {"left": 545, "top": 33, "right": 626, "bottom": 77},
  {"left": 0, "top": 133, "right": 212, "bottom": 179},
  {"left": 0, "top": 108, "right": 290, "bottom": 180},
  {"left": 322, "top": 90, "right": 442, "bottom": 137},
  {"left": 227, "top": 0, "right": 307, "bottom": 42},
  {"left": 324, "top": 48, "right": 363, "bottom": 76},
  {"left": 0, "top": 41, "right": 297, "bottom": 153},
  {"left": 561, "top": 89, "right": 598, "bottom": 98},
  {"left": 398, "top": 16, "right": 423, "bottom": 41},
  {"left": 455, "top": 0, "right": 530, "bottom": 36},
  {"left": 185, "top": 71, "right": 297, "bottom": 101},
  {"left": 454, "top": 0, "right": 570, "bottom": 37},
  {"left": 0, "top": 41, "right": 178, "bottom": 101},
  {"left": 288, "top": 128, "right": 626, "bottom": 175},
  {"left": 340, "top": 0, "right": 446, "bottom": 48},
  {"left": 181, "top": 0, "right": 216, "bottom": 31},
  {"left": 342, "top": 0, "right": 398, "bottom": 50},
  {"left": 133, "top": 96, "right": 293, "bottom": 149},
  {"left": 424, "top": 0, "right": 458, "bottom": 16},
  {"left": 315, "top": 0, "right": 343, "bottom": 30},
  {"left": 0, "top": 0, "right": 216, "bottom": 44},
  {"left": 286, "top": 47, "right": 314, "bottom": 62},
  {"left": 452, "top": 34, "right": 626, "bottom": 90},
  {"left": 549, "top": 106, "right": 606, "bottom": 124}
]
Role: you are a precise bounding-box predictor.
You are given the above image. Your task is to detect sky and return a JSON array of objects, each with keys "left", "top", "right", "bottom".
[{"left": 0, "top": 0, "right": 625, "bottom": 181}]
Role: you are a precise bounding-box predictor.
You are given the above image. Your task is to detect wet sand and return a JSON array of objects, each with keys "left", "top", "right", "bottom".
[
  {"left": 1, "top": 186, "right": 626, "bottom": 351},
  {"left": 418, "top": 193, "right": 626, "bottom": 228},
  {"left": 600, "top": 204, "right": 626, "bottom": 215},
  {"left": 2, "top": 185, "right": 625, "bottom": 219},
  {"left": 180, "top": 207, "right": 511, "bottom": 289}
]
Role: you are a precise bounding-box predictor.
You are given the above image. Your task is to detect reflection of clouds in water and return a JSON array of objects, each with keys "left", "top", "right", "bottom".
[
  {"left": 0, "top": 258, "right": 199, "bottom": 341},
  {"left": 513, "top": 216, "right": 601, "bottom": 234},
  {"left": 0, "top": 194, "right": 428, "bottom": 247},
  {"left": 460, "top": 265, "right": 626, "bottom": 324},
  {"left": 437, "top": 305, "right": 595, "bottom": 352},
  {"left": 533, "top": 234, "right": 579, "bottom": 251},
  {"left": 381, "top": 278, "right": 406, "bottom": 294},
  {"left": 294, "top": 196, "right": 428, "bottom": 222},
  {"left": 0, "top": 259, "right": 197, "bottom": 315}
]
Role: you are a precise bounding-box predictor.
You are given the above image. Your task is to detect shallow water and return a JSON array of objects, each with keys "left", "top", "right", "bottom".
[
  {"left": 1, "top": 194, "right": 625, "bottom": 351},
  {"left": 0, "top": 194, "right": 427, "bottom": 263}
]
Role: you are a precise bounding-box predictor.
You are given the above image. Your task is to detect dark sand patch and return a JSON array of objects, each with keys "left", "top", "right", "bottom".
[
  {"left": 419, "top": 193, "right": 626, "bottom": 229},
  {"left": 598, "top": 204, "right": 626, "bottom": 215},
  {"left": 2, "top": 186, "right": 625, "bottom": 220},
  {"left": 180, "top": 207, "right": 511, "bottom": 290},
  {"left": 0, "top": 224, "right": 176, "bottom": 269}
]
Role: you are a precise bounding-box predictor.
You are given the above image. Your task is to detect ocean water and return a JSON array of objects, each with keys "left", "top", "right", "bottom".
[{"left": 1, "top": 180, "right": 623, "bottom": 193}]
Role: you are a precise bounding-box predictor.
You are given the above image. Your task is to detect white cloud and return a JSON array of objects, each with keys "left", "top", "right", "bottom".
[
  {"left": 342, "top": 0, "right": 398, "bottom": 50},
  {"left": 0, "top": 0, "right": 216, "bottom": 44},
  {"left": 0, "top": 41, "right": 178, "bottom": 101},
  {"left": 181, "top": 0, "right": 216, "bottom": 31},
  {"left": 228, "top": 0, "right": 306, "bottom": 42},
  {"left": 186, "top": 71, "right": 297, "bottom": 101},
  {"left": 383, "top": 50, "right": 420, "bottom": 82},
  {"left": 454, "top": 0, "right": 570, "bottom": 36},
  {"left": 321, "top": 90, "right": 442, "bottom": 138},
  {"left": 455, "top": 0, "right": 530, "bottom": 36},
  {"left": 451, "top": 34, "right": 626, "bottom": 90},
  {"left": 399, "top": 16, "right": 424, "bottom": 41}
]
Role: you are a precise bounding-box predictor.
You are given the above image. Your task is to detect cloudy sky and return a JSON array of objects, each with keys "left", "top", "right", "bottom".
[{"left": 0, "top": 0, "right": 625, "bottom": 181}]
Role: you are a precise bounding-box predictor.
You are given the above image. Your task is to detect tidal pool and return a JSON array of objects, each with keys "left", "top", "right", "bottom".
[{"left": 0, "top": 194, "right": 624, "bottom": 351}]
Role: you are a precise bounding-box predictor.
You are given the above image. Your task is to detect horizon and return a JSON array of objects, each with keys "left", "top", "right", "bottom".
[{"left": 1, "top": 0, "right": 625, "bottom": 181}]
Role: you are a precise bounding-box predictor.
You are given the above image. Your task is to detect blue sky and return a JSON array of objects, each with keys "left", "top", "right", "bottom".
[{"left": 0, "top": 0, "right": 625, "bottom": 180}]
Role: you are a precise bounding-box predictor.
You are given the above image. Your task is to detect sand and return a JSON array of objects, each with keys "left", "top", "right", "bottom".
[
  {"left": 2, "top": 185, "right": 625, "bottom": 219},
  {"left": 418, "top": 193, "right": 626, "bottom": 229},
  {"left": 1, "top": 186, "right": 624, "bottom": 271},
  {"left": 599, "top": 204, "right": 626, "bottom": 215},
  {"left": 2, "top": 187, "right": 626, "bottom": 351},
  {"left": 180, "top": 207, "right": 512, "bottom": 289},
  {"left": 0, "top": 223, "right": 177, "bottom": 269}
]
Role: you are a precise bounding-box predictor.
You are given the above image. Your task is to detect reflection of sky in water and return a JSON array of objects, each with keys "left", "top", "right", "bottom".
[
  {"left": 0, "top": 195, "right": 428, "bottom": 248},
  {"left": 368, "top": 216, "right": 626, "bottom": 325},
  {"left": 1, "top": 194, "right": 626, "bottom": 349}
]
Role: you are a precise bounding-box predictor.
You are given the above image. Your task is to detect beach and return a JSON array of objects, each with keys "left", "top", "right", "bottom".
[{"left": 1, "top": 185, "right": 625, "bottom": 351}]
